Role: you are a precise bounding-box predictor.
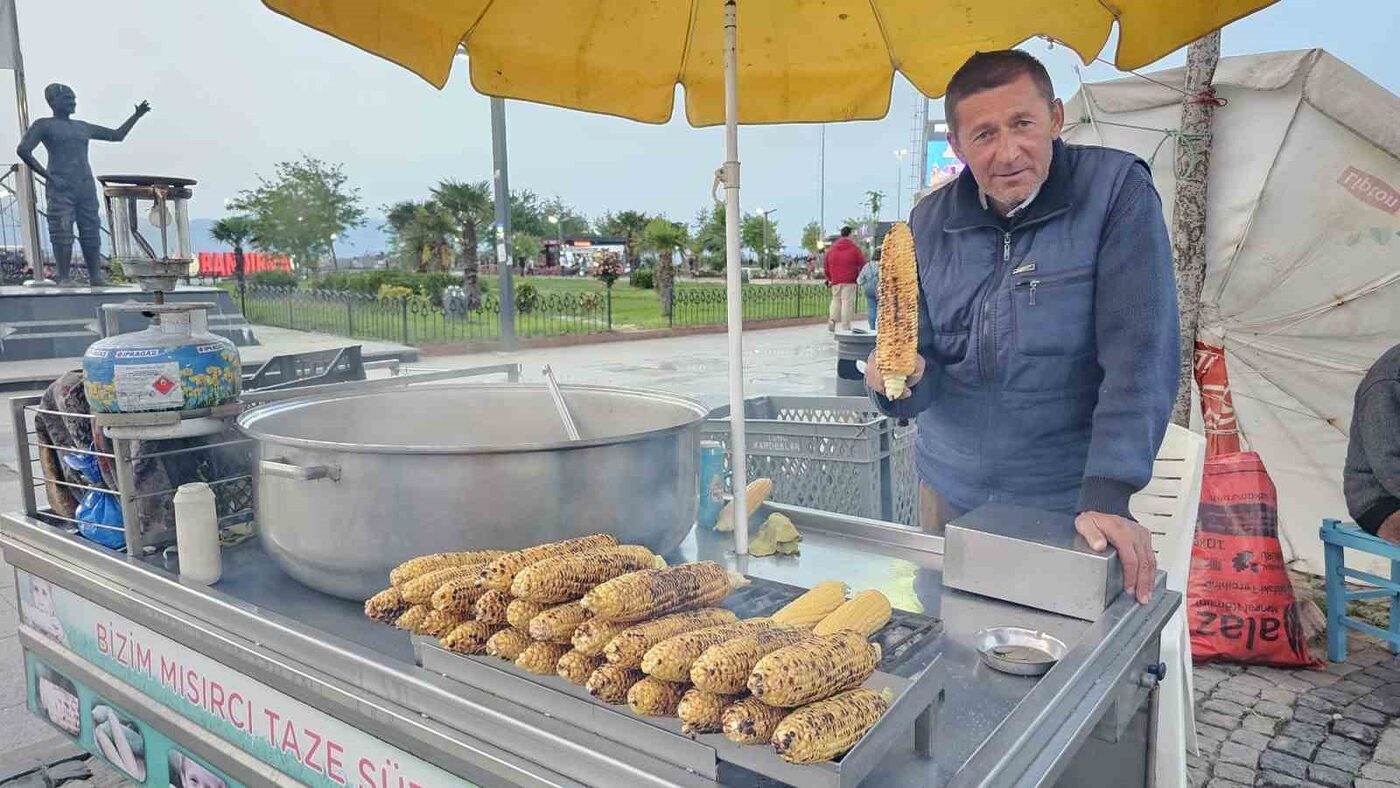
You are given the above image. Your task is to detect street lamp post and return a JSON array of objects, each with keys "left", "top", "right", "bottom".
[
  {"left": 754, "top": 208, "right": 777, "bottom": 272},
  {"left": 547, "top": 214, "right": 561, "bottom": 269},
  {"left": 329, "top": 233, "right": 339, "bottom": 270},
  {"left": 893, "top": 148, "right": 910, "bottom": 219}
]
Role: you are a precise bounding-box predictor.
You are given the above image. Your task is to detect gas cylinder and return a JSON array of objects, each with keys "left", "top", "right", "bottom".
[{"left": 83, "top": 303, "right": 240, "bottom": 413}]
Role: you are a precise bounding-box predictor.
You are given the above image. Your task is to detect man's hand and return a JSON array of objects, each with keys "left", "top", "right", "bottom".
[
  {"left": 134, "top": 100, "right": 151, "bottom": 117},
  {"left": 1075, "top": 511, "right": 1157, "bottom": 604},
  {"left": 864, "top": 350, "right": 924, "bottom": 398}
]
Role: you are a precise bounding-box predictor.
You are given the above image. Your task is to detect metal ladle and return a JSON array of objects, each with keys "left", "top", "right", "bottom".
[{"left": 541, "top": 364, "right": 582, "bottom": 441}]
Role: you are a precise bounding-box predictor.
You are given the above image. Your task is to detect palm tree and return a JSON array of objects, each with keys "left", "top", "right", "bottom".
[
  {"left": 210, "top": 215, "right": 256, "bottom": 293},
  {"left": 643, "top": 217, "right": 689, "bottom": 317},
  {"left": 400, "top": 202, "right": 456, "bottom": 272},
  {"left": 432, "top": 180, "right": 493, "bottom": 308},
  {"left": 383, "top": 200, "right": 424, "bottom": 269},
  {"left": 597, "top": 210, "right": 650, "bottom": 269}
]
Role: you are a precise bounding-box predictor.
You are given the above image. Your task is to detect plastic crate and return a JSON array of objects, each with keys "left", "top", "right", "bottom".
[{"left": 703, "top": 396, "right": 917, "bottom": 525}]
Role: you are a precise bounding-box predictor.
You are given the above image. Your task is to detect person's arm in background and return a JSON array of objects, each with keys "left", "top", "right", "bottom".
[{"left": 822, "top": 246, "right": 832, "bottom": 283}]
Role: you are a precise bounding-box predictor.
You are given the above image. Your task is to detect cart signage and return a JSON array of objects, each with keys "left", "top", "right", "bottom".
[{"left": 16, "top": 570, "right": 473, "bottom": 788}]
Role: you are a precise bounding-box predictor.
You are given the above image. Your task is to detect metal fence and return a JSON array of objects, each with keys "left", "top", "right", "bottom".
[{"left": 670, "top": 283, "right": 838, "bottom": 327}]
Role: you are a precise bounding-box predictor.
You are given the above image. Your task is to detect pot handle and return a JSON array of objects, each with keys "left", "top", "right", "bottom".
[{"left": 261, "top": 458, "right": 341, "bottom": 482}]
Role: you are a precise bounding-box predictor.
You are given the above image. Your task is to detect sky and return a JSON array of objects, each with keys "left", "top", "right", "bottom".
[{"left": 3, "top": 0, "right": 1398, "bottom": 255}]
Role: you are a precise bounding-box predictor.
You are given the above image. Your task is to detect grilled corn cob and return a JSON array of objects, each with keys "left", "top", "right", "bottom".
[
  {"left": 586, "top": 664, "right": 645, "bottom": 704},
  {"left": 440, "top": 621, "right": 501, "bottom": 654},
  {"left": 516, "top": 641, "right": 571, "bottom": 674},
  {"left": 811, "top": 589, "right": 892, "bottom": 637},
  {"left": 473, "top": 589, "right": 511, "bottom": 625},
  {"left": 572, "top": 618, "right": 632, "bottom": 657},
  {"left": 749, "top": 630, "right": 881, "bottom": 707},
  {"left": 714, "top": 478, "right": 774, "bottom": 532},
  {"left": 556, "top": 649, "right": 605, "bottom": 685},
  {"left": 510, "top": 545, "right": 661, "bottom": 603},
  {"left": 485, "top": 627, "right": 533, "bottom": 660},
  {"left": 528, "top": 601, "right": 590, "bottom": 643},
  {"left": 627, "top": 677, "right": 687, "bottom": 716},
  {"left": 505, "top": 598, "right": 549, "bottom": 630},
  {"left": 605, "top": 609, "right": 739, "bottom": 668},
  {"left": 430, "top": 576, "right": 487, "bottom": 616},
  {"left": 772, "top": 582, "right": 848, "bottom": 627},
  {"left": 478, "top": 534, "right": 619, "bottom": 592},
  {"left": 678, "top": 689, "right": 739, "bottom": 736},
  {"left": 394, "top": 604, "right": 430, "bottom": 631},
  {"left": 690, "top": 625, "right": 811, "bottom": 694},
  {"left": 722, "top": 697, "right": 788, "bottom": 745},
  {"left": 401, "top": 563, "right": 484, "bottom": 606},
  {"left": 365, "top": 586, "right": 409, "bottom": 624},
  {"left": 771, "top": 688, "right": 891, "bottom": 763},
  {"left": 389, "top": 550, "right": 506, "bottom": 587},
  {"left": 875, "top": 221, "right": 919, "bottom": 399},
  {"left": 417, "top": 608, "right": 467, "bottom": 639},
  {"left": 642, "top": 619, "right": 776, "bottom": 682},
  {"left": 583, "top": 562, "right": 743, "bottom": 622}
]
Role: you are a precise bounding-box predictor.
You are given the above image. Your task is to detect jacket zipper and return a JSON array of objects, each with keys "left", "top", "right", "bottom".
[{"left": 980, "top": 231, "right": 1014, "bottom": 384}]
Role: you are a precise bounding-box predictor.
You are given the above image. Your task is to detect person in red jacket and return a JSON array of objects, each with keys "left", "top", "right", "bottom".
[{"left": 823, "top": 226, "right": 866, "bottom": 331}]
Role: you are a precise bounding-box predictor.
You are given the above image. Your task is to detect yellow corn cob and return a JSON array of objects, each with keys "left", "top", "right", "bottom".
[
  {"left": 430, "top": 576, "right": 486, "bottom": 616},
  {"left": 556, "top": 649, "right": 605, "bottom": 685},
  {"left": 722, "top": 697, "right": 788, "bottom": 745},
  {"left": 485, "top": 627, "right": 533, "bottom": 660},
  {"left": 401, "top": 563, "right": 487, "bottom": 606},
  {"left": 516, "top": 641, "right": 571, "bottom": 674},
  {"left": 394, "top": 604, "right": 430, "bottom": 631},
  {"left": 811, "top": 589, "right": 892, "bottom": 637},
  {"left": 772, "top": 582, "right": 848, "bottom": 627},
  {"left": 679, "top": 689, "right": 740, "bottom": 736},
  {"left": 690, "top": 626, "right": 811, "bottom": 694},
  {"left": 749, "top": 630, "right": 881, "bottom": 708},
  {"left": 417, "top": 608, "right": 467, "bottom": 639},
  {"left": 478, "top": 534, "right": 619, "bottom": 592},
  {"left": 506, "top": 598, "right": 549, "bottom": 630},
  {"left": 641, "top": 619, "right": 776, "bottom": 682},
  {"left": 604, "top": 609, "right": 739, "bottom": 668},
  {"left": 473, "top": 589, "right": 511, "bottom": 625},
  {"left": 771, "top": 688, "right": 892, "bottom": 763},
  {"left": 509, "top": 545, "right": 661, "bottom": 603},
  {"left": 364, "top": 586, "right": 409, "bottom": 624},
  {"left": 440, "top": 621, "right": 501, "bottom": 654},
  {"left": 572, "top": 618, "right": 632, "bottom": 657},
  {"left": 627, "top": 677, "right": 686, "bottom": 717},
  {"left": 875, "top": 221, "right": 919, "bottom": 399},
  {"left": 586, "top": 664, "right": 645, "bottom": 704},
  {"left": 714, "top": 478, "right": 775, "bottom": 532},
  {"left": 583, "top": 562, "right": 742, "bottom": 622},
  {"left": 389, "top": 550, "right": 506, "bottom": 587},
  {"left": 528, "top": 601, "right": 590, "bottom": 643}
]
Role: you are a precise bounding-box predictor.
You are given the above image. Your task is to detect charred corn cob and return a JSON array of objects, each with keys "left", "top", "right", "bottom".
[
  {"left": 605, "top": 608, "right": 739, "bottom": 668},
  {"left": 749, "top": 630, "right": 881, "bottom": 707},
  {"left": 430, "top": 576, "right": 487, "bottom": 616},
  {"left": 485, "top": 627, "right": 533, "bottom": 660},
  {"left": 478, "top": 534, "right": 619, "bottom": 592},
  {"left": 417, "top": 608, "right": 467, "bottom": 638},
  {"left": 714, "top": 478, "right": 774, "bottom": 532},
  {"left": 365, "top": 586, "right": 410, "bottom": 624},
  {"left": 516, "top": 641, "right": 571, "bottom": 674},
  {"left": 811, "top": 589, "right": 892, "bottom": 637},
  {"left": 509, "top": 545, "right": 661, "bottom": 603},
  {"left": 772, "top": 582, "right": 848, "bottom": 627},
  {"left": 722, "top": 697, "right": 788, "bottom": 745},
  {"left": 679, "top": 689, "right": 739, "bottom": 736},
  {"left": 556, "top": 649, "right": 605, "bottom": 685},
  {"left": 690, "top": 625, "right": 811, "bottom": 694},
  {"left": 875, "top": 221, "right": 919, "bottom": 399},
  {"left": 572, "top": 618, "right": 631, "bottom": 657},
  {"left": 583, "top": 562, "right": 742, "bottom": 622},
  {"left": 528, "top": 601, "right": 590, "bottom": 643},
  {"left": 389, "top": 550, "right": 506, "bottom": 587},
  {"left": 771, "top": 688, "right": 891, "bottom": 763},
  {"left": 401, "top": 563, "right": 485, "bottom": 606},
  {"left": 642, "top": 619, "right": 776, "bottom": 682},
  {"left": 627, "top": 677, "right": 687, "bottom": 716},
  {"left": 473, "top": 589, "right": 511, "bottom": 625},
  {"left": 440, "top": 621, "right": 501, "bottom": 654},
  {"left": 587, "top": 664, "right": 645, "bottom": 704},
  {"left": 505, "top": 598, "right": 549, "bottom": 630},
  {"left": 394, "top": 604, "right": 430, "bottom": 631}
]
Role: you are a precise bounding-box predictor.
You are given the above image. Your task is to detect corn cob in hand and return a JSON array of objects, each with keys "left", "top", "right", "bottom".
[
  {"left": 509, "top": 545, "right": 661, "bottom": 603},
  {"left": 875, "top": 221, "right": 920, "bottom": 399},
  {"left": 771, "top": 688, "right": 891, "bottom": 763},
  {"left": 749, "top": 630, "right": 881, "bottom": 707},
  {"left": 583, "top": 562, "right": 745, "bottom": 622}
]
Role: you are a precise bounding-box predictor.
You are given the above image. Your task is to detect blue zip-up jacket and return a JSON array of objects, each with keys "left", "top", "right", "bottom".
[{"left": 872, "top": 139, "right": 1179, "bottom": 520}]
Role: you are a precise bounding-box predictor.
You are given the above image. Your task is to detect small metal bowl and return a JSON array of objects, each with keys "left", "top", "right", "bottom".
[{"left": 974, "top": 627, "right": 1069, "bottom": 677}]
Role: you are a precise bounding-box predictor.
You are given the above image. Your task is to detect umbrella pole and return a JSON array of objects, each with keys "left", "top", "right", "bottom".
[{"left": 721, "top": 0, "right": 749, "bottom": 555}]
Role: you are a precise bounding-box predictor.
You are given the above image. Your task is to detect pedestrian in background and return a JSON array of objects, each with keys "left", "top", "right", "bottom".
[
  {"left": 823, "top": 226, "right": 865, "bottom": 331},
  {"left": 857, "top": 250, "right": 880, "bottom": 330}
]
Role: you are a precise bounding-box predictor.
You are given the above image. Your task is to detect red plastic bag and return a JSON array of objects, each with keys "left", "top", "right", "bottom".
[{"left": 1187, "top": 451, "right": 1321, "bottom": 666}]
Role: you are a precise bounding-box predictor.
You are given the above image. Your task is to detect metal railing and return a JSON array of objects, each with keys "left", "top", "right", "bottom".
[{"left": 670, "top": 282, "right": 838, "bottom": 327}]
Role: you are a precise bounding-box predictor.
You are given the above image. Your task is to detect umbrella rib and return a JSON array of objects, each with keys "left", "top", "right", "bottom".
[
  {"left": 865, "top": 0, "right": 899, "bottom": 73},
  {"left": 677, "top": 0, "right": 701, "bottom": 91},
  {"left": 459, "top": 0, "right": 499, "bottom": 46}
]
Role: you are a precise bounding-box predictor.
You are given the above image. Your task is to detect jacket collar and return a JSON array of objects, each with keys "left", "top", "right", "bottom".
[{"left": 945, "top": 138, "right": 1072, "bottom": 233}]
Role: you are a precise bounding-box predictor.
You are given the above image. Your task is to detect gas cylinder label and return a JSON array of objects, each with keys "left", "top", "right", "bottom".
[
  {"left": 114, "top": 362, "right": 184, "bottom": 411},
  {"left": 159, "top": 311, "right": 191, "bottom": 334}
]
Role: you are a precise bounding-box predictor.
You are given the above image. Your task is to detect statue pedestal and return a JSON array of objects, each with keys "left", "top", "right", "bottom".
[{"left": 0, "top": 284, "right": 257, "bottom": 361}]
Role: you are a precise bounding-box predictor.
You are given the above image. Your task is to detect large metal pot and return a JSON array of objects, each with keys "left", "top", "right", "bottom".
[{"left": 237, "top": 383, "right": 708, "bottom": 599}]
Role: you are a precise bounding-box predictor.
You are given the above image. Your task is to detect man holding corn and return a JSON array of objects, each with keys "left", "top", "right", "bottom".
[{"left": 866, "top": 50, "right": 1179, "bottom": 604}]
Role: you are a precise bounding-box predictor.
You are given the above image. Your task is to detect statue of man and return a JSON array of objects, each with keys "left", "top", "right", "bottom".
[{"left": 16, "top": 84, "right": 151, "bottom": 286}]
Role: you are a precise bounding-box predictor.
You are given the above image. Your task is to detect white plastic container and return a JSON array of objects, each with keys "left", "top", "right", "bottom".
[{"left": 172, "top": 482, "right": 221, "bottom": 585}]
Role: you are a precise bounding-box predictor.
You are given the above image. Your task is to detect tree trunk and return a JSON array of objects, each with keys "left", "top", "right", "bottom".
[
  {"left": 1170, "top": 30, "right": 1222, "bottom": 428},
  {"left": 658, "top": 248, "right": 675, "bottom": 317},
  {"left": 233, "top": 244, "right": 246, "bottom": 291},
  {"left": 462, "top": 225, "right": 481, "bottom": 309}
]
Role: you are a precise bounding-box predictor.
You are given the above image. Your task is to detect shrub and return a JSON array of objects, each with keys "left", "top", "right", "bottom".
[
  {"left": 629, "top": 267, "right": 654, "bottom": 289},
  {"left": 515, "top": 282, "right": 540, "bottom": 314},
  {"left": 377, "top": 284, "right": 415, "bottom": 300},
  {"left": 249, "top": 270, "right": 297, "bottom": 288}
]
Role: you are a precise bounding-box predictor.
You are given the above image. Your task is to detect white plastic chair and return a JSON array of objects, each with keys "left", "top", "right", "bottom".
[{"left": 1128, "top": 423, "right": 1207, "bottom": 788}]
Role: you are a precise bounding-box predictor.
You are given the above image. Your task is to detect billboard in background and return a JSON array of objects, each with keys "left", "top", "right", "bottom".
[{"left": 925, "top": 121, "right": 964, "bottom": 190}]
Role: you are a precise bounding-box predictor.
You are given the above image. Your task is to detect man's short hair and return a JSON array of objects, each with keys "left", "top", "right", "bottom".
[
  {"left": 840, "top": 226, "right": 853, "bottom": 237},
  {"left": 945, "top": 50, "right": 1055, "bottom": 134}
]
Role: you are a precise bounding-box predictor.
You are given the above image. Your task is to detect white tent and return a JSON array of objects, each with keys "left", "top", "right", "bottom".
[{"left": 1064, "top": 49, "right": 1400, "bottom": 576}]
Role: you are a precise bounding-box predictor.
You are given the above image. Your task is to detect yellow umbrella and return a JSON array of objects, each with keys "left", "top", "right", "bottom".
[{"left": 262, "top": 0, "right": 1277, "bottom": 550}]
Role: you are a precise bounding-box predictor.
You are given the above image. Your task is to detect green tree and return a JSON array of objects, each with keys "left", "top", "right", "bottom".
[
  {"left": 864, "top": 190, "right": 885, "bottom": 221},
  {"left": 383, "top": 200, "right": 424, "bottom": 269},
  {"left": 740, "top": 213, "right": 781, "bottom": 270},
  {"left": 231, "top": 155, "right": 365, "bottom": 274},
  {"left": 512, "top": 232, "right": 543, "bottom": 268},
  {"left": 691, "top": 204, "right": 726, "bottom": 271},
  {"left": 800, "top": 221, "right": 823, "bottom": 256},
  {"left": 541, "top": 196, "right": 591, "bottom": 237},
  {"left": 432, "top": 180, "right": 492, "bottom": 308},
  {"left": 209, "top": 215, "right": 256, "bottom": 291},
  {"left": 596, "top": 210, "right": 651, "bottom": 269},
  {"left": 643, "top": 217, "right": 689, "bottom": 317},
  {"left": 399, "top": 202, "right": 455, "bottom": 272}
]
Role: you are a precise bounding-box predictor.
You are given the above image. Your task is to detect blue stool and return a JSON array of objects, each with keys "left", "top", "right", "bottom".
[{"left": 1320, "top": 518, "right": 1400, "bottom": 661}]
